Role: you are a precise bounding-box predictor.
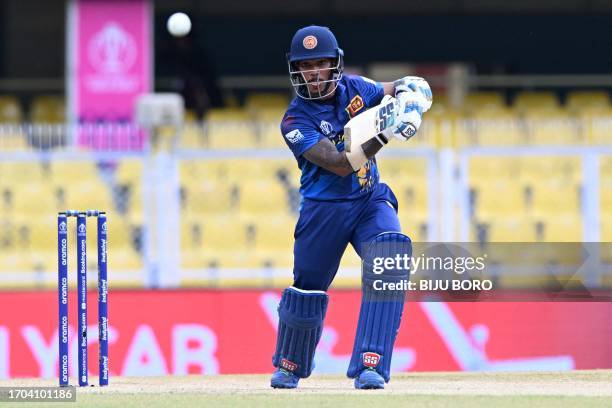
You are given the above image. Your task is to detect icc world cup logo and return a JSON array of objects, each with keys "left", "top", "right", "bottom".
[
  {"left": 59, "top": 221, "right": 67, "bottom": 233},
  {"left": 88, "top": 22, "right": 137, "bottom": 74}
]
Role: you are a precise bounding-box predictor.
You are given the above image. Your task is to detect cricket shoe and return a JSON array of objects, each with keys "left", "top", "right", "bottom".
[
  {"left": 270, "top": 369, "right": 299, "bottom": 389},
  {"left": 354, "top": 368, "right": 385, "bottom": 390}
]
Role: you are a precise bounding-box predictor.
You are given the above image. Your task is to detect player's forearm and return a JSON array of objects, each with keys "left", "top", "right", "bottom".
[
  {"left": 303, "top": 139, "right": 355, "bottom": 177},
  {"left": 382, "top": 82, "right": 395, "bottom": 96}
]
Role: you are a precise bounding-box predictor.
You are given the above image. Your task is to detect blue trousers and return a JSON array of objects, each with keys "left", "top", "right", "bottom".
[{"left": 293, "top": 183, "right": 402, "bottom": 291}]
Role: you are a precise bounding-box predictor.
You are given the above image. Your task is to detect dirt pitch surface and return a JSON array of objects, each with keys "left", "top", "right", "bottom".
[{"left": 2, "top": 371, "right": 611, "bottom": 407}]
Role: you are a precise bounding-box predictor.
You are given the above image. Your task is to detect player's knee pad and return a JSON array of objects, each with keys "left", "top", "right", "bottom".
[
  {"left": 347, "top": 232, "right": 412, "bottom": 382},
  {"left": 272, "top": 286, "right": 329, "bottom": 378}
]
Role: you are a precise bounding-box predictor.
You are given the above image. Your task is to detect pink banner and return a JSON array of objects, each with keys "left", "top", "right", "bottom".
[
  {"left": 1, "top": 289, "right": 611, "bottom": 379},
  {"left": 68, "top": 0, "right": 151, "bottom": 148}
]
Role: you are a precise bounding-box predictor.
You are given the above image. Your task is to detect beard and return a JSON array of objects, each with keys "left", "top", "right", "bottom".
[{"left": 306, "top": 80, "right": 331, "bottom": 98}]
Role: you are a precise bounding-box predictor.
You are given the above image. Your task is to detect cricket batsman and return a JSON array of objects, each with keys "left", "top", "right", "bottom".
[{"left": 271, "top": 25, "right": 432, "bottom": 389}]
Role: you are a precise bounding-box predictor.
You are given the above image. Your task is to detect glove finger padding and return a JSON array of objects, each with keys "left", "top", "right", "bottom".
[{"left": 395, "top": 76, "right": 433, "bottom": 112}]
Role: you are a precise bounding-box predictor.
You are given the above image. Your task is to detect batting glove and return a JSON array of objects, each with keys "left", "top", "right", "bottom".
[{"left": 394, "top": 76, "right": 433, "bottom": 112}]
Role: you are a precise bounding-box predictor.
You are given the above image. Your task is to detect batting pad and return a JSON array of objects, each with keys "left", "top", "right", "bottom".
[
  {"left": 272, "top": 286, "right": 329, "bottom": 378},
  {"left": 347, "top": 232, "right": 412, "bottom": 382}
]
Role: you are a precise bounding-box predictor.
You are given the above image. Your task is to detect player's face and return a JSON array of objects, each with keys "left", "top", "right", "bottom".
[{"left": 296, "top": 58, "right": 333, "bottom": 94}]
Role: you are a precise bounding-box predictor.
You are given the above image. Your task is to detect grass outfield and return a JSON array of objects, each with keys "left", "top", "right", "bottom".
[{"left": 2, "top": 371, "right": 611, "bottom": 407}]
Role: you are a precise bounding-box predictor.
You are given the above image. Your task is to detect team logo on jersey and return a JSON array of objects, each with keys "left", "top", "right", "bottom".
[
  {"left": 362, "top": 352, "right": 381, "bottom": 368},
  {"left": 302, "top": 35, "right": 317, "bottom": 49},
  {"left": 346, "top": 95, "right": 365, "bottom": 118},
  {"left": 319, "top": 120, "right": 333, "bottom": 136},
  {"left": 284, "top": 129, "right": 304, "bottom": 144}
]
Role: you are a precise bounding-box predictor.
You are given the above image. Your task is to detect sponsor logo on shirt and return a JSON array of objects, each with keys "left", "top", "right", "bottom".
[{"left": 284, "top": 129, "right": 304, "bottom": 144}]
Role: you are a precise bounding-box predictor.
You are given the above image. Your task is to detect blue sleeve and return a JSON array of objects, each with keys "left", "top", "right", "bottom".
[
  {"left": 280, "top": 115, "right": 323, "bottom": 158},
  {"left": 353, "top": 76, "right": 385, "bottom": 107}
]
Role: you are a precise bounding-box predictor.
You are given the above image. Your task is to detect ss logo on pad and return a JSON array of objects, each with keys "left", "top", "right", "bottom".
[{"left": 375, "top": 101, "right": 395, "bottom": 133}]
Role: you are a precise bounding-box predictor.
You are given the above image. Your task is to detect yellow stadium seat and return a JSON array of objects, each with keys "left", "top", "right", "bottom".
[
  {"left": 179, "top": 124, "right": 206, "bottom": 149},
  {"left": 456, "top": 109, "right": 527, "bottom": 146},
  {"left": 414, "top": 117, "right": 441, "bottom": 147},
  {"left": 428, "top": 93, "right": 451, "bottom": 115},
  {"left": 523, "top": 109, "right": 583, "bottom": 145},
  {"left": 582, "top": 108, "right": 612, "bottom": 145},
  {"left": 477, "top": 214, "right": 582, "bottom": 243},
  {"left": 11, "top": 183, "right": 55, "bottom": 214},
  {"left": 378, "top": 157, "right": 428, "bottom": 177},
  {"left": 527, "top": 183, "right": 581, "bottom": 216},
  {"left": 470, "top": 156, "right": 520, "bottom": 180},
  {"left": 183, "top": 247, "right": 290, "bottom": 271},
  {"left": 0, "top": 162, "right": 48, "bottom": 185},
  {"left": 253, "top": 107, "right": 285, "bottom": 122},
  {"left": 534, "top": 215, "right": 582, "bottom": 242},
  {"left": 26, "top": 216, "right": 58, "bottom": 251},
  {"left": 566, "top": 91, "right": 610, "bottom": 113},
  {"left": 109, "top": 247, "right": 143, "bottom": 270},
  {"left": 185, "top": 215, "right": 291, "bottom": 263},
  {"left": 518, "top": 157, "right": 581, "bottom": 184},
  {"left": 397, "top": 215, "right": 430, "bottom": 242},
  {"left": 30, "top": 95, "right": 65, "bottom": 123},
  {"left": 180, "top": 248, "right": 206, "bottom": 269},
  {"left": 252, "top": 215, "right": 296, "bottom": 251},
  {"left": 199, "top": 216, "right": 250, "bottom": 250},
  {"left": 602, "top": 217, "right": 612, "bottom": 242},
  {"left": 601, "top": 155, "right": 612, "bottom": 175},
  {"left": 104, "top": 214, "right": 134, "bottom": 249},
  {"left": 251, "top": 107, "right": 286, "bottom": 148},
  {"left": 0, "top": 96, "right": 23, "bottom": 123},
  {"left": 244, "top": 93, "right": 290, "bottom": 110},
  {"left": 115, "top": 160, "right": 142, "bottom": 183},
  {"left": 472, "top": 183, "right": 525, "bottom": 217},
  {"left": 513, "top": 92, "right": 560, "bottom": 113},
  {"left": 257, "top": 122, "right": 286, "bottom": 148},
  {"left": 603, "top": 187, "right": 612, "bottom": 211},
  {"left": 464, "top": 92, "right": 506, "bottom": 113},
  {"left": 0, "top": 250, "right": 33, "bottom": 271},
  {"left": 387, "top": 182, "right": 428, "bottom": 217},
  {"left": 182, "top": 180, "right": 234, "bottom": 214},
  {"left": 58, "top": 181, "right": 113, "bottom": 212},
  {"left": 482, "top": 217, "right": 538, "bottom": 242},
  {"left": 403, "top": 92, "right": 453, "bottom": 146},
  {"left": 204, "top": 109, "right": 257, "bottom": 149},
  {"left": 181, "top": 159, "right": 228, "bottom": 182},
  {"left": 379, "top": 159, "right": 429, "bottom": 216},
  {"left": 51, "top": 161, "right": 99, "bottom": 182},
  {"left": 255, "top": 249, "right": 294, "bottom": 268},
  {"left": 221, "top": 159, "right": 297, "bottom": 183},
  {"left": 181, "top": 217, "right": 204, "bottom": 250},
  {"left": 239, "top": 181, "right": 290, "bottom": 215}
]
